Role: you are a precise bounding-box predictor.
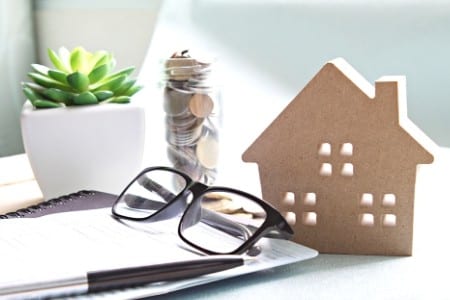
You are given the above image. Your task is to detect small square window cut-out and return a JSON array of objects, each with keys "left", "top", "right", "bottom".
[
  {"left": 341, "top": 163, "right": 354, "bottom": 176},
  {"left": 382, "top": 194, "right": 396, "bottom": 207},
  {"left": 382, "top": 214, "right": 397, "bottom": 227},
  {"left": 283, "top": 192, "right": 295, "bottom": 206},
  {"left": 284, "top": 211, "right": 296, "bottom": 226},
  {"left": 320, "top": 163, "right": 332, "bottom": 176},
  {"left": 340, "top": 143, "right": 353, "bottom": 156},
  {"left": 359, "top": 213, "right": 374, "bottom": 227},
  {"left": 360, "top": 193, "right": 373, "bottom": 207},
  {"left": 303, "top": 192, "right": 316, "bottom": 206},
  {"left": 318, "top": 142, "right": 331, "bottom": 156},
  {"left": 302, "top": 212, "right": 317, "bottom": 226}
]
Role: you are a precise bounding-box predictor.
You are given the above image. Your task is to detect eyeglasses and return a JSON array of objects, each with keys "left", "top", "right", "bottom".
[{"left": 111, "top": 166, "right": 293, "bottom": 255}]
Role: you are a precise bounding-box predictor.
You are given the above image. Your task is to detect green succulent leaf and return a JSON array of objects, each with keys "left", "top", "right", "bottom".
[
  {"left": 44, "top": 88, "right": 74, "bottom": 103},
  {"left": 103, "top": 96, "right": 131, "bottom": 104},
  {"left": 73, "top": 91, "right": 98, "bottom": 105},
  {"left": 90, "top": 50, "right": 108, "bottom": 66},
  {"left": 22, "top": 82, "right": 46, "bottom": 93},
  {"left": 93, "top": 90, "right": 114, "bottom": 101},
  {"left": 113, "top": 79, "right": 136, "bottom": 96},
  {"left": 97, "top": 66, "right": 135, "bottom": 84},
  {"left": 48, "top": 69, "right": 68, "bottom": 84},
  {"left": 28, "top": 72, "right": 71, "bottom": 91},
  {"left": 70, "top": 47, "right": 89, "bottom": 73},
  {"left": 48, "top": 48, "right": 70, "bottom": 73},
  {"left": 22, "top": 86, "right": 40, "bottom": 102},
  {"left": 93, "top": 52, "right": 112, "bottom": 68},
  {"left": 34, "top": 99, "right": 64, "bottom": 108},
  {"left": 67, "top": 72, "right": 90, "bottom": 92},
  {"left": 92, "top": 75, "right": 127, "bottom": 92},
  {"left": 88, "top": 63, "right": 110, "bottom": 84},
  {"left": 111, "top": 96, "right": 131, "bottom": 103},
  {"left": 123, "top": 84, "right": 143, "bottom": 97},
  {"left": 31, "top": 64, "right": 50, "bottom": 75}
]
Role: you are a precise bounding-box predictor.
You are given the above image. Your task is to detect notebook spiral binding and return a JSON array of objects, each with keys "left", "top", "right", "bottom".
[{"left": 0, "top": 190, "right": 96, "bottom": 219}]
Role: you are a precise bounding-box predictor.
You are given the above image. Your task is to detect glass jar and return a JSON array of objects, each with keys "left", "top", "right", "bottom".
[{"left": 162, "top": 50, "right": 221, "bottom": 184}]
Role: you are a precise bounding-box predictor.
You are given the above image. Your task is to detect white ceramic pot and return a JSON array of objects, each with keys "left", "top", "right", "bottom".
[{"left": 21, "top": 100, "right": 145, "bottom": 199}]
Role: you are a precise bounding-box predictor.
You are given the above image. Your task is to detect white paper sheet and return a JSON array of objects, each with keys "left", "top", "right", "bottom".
[{"left": 0, "top": 208, "right": 317, "bottom": 299}]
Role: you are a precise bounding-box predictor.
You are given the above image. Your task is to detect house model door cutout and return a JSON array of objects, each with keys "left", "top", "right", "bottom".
[{"left": 242, "top": 58, "right": 435, "bottom": 256}]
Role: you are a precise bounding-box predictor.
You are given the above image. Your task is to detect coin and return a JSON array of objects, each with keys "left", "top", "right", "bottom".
[
  {"left": 241, "top": 201, "right": 266, "bottom": 218},
  {"left": 165, "top": 58, "right": 197, "bottom": 81},
  {"left": 163, "top": 88, "right": 191, "bottom": 116},
  {"left": 189, "top": 93, "right": 214, "bottom": 118},
  {"left": 202, "top": 197, "right": 242, "bottom": 214},
  {"left": 165, "top": 113, "right": 198, "bottom": 129},
  {"left": 166, "top": 115, "right": 204, "bottom": 146},
  {"left": 196, "top": 133, "right": 219, "bottom": 169}
]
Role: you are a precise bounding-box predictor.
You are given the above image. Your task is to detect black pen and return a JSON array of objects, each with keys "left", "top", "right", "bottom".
[{"left": 0, "top": 256, "right": 245, "bottom": 299}]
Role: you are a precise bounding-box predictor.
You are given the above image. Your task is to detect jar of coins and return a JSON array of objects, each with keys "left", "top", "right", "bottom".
[{"left": 163, "top": 50, "right": 222, "bottom": 184}]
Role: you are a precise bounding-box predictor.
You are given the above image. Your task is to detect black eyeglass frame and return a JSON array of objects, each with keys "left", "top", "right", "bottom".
[{"left": 111, "top": 166, "right": 294, "bottom": 255}]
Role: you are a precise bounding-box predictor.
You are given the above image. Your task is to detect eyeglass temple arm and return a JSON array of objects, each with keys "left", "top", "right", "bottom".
[
  {"left": 203, "top": 209, "right": 293, "bottom": 241},
  {"left": 137, "top": 176, "right": 175, "bottom": 202},
  {"left": 178, "top": 195, "right": 254, "bottom": 241},
  {"left": 210, "top": 215, "right": 292, "bottom": 241},
  {"left": 123, "top": 194, "right": 165, "bottom": 211},
  {"left": 197, "top": 211, "right": 263, "bottom": 256},
  {"left": 200, "top": 209, "right": 253, "bottom": 240},
  {"left": 123, "top": 192, "right": 187, "bottom": 222},
  {"left": 121, "top": 176, "right": 188, "bottom": 221}
]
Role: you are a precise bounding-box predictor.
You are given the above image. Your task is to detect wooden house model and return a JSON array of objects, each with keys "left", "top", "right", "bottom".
[{"left": 242, "top": 58, "right": 435, "bottom": 255}]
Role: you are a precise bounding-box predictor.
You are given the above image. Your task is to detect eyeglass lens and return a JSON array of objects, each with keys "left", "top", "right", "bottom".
[
  {"left": 113, "top": 169, "right": 187, "bottom": 219},
  {"left": 180, "top": 191, "right": 267, "bottom": 254}
]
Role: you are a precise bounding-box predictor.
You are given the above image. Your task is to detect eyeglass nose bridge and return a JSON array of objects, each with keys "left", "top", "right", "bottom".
[
  {"left": 146, "top": 194, "right": 187, "bottom": 222},
  {"left": 151, "top": 181, "right": 208, "bottom": 222},
  {"left": 186, "top": 181, "right": 209, "bottom": 198}
]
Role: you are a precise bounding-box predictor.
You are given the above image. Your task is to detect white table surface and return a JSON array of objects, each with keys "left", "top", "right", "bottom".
[{"left": 0, "top": 154, "right": 43, "bottom": 213}]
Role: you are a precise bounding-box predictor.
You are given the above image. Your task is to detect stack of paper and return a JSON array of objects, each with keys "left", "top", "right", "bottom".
[{"left": 0, "top": 208, "right": 317, "bottom": 299}]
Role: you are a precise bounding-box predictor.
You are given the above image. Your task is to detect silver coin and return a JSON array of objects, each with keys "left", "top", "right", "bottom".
[
  {"left": 163, "top": 88, "right": 192, "bottom": 116},
  {"left": 166, "top": 125, "right": 202, "bottom": 146},
  {"left": 165, "top": 113, "right": 198, "bottom": 129}
]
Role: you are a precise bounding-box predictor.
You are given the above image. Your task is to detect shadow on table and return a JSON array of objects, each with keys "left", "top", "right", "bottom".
[{"left": 147, "top": 254, "right": 403, "bottom": 300}]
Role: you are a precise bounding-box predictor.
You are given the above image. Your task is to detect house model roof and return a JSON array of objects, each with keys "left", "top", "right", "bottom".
[{"left": 242, "top": 58, "right": 435, "bottom": 255}]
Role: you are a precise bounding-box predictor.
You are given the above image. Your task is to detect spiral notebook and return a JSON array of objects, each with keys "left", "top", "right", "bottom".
[{"left": 0, "top": 190, "right": 117, "bottom": 219}]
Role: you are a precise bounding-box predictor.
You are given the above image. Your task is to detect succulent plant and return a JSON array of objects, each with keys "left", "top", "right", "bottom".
[{"left": 22, "top": 47, "right": 142, "bottom": 109}]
